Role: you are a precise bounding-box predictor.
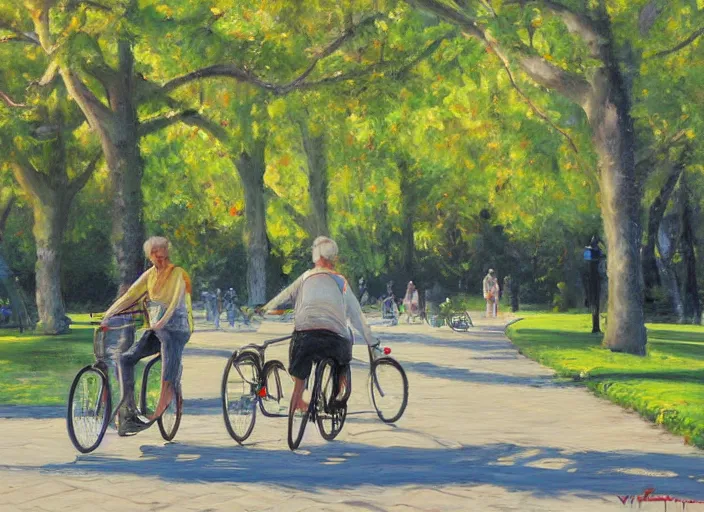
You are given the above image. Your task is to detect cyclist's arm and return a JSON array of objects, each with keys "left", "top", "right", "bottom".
[
  {"left": 183, "top": 270, "right": 194, "bottom": 332},
  {"left": 345, "top": 288, "right": 375, "bottom": 346},
  {"left": 262, "top": 274, "right": 303, "bottom": 312},
  {"left": 102, "top": 270, "right": 150, "bottom": 322}
]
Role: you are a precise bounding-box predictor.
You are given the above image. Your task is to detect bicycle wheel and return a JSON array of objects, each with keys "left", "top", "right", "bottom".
[
  {"left": 67, "top": 365, "right": 111, "bottom": 453},
  {"left": 370, "top": 357, "right": 409, "bottom": 423},
  {"left": 140, "top": 356, "right": 183, "bottom": 441},
  {"left": 465, "top": 311, "right": 474, "bottom": 328},
  {"left": 260, "top": 360, "right": 292, "bottom": 417},
  {"left": 316, "top": 359, "right": 348, "bottom": 441},
  {"left": 288, "top": 374, "right": 313, "bottom": 451},
  {"left": 222, "top": 351, "right": 260, "bottom": 444}
]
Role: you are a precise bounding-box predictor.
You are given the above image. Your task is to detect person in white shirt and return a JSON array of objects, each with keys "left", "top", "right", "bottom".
[
  {"left": 262, "top": 236, "right": 379, "bottom": 412},
  {"left": 482, "top": 269, "right": 500, "bottom": 318}
]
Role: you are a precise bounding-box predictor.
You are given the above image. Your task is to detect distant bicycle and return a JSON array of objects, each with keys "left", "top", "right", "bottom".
[
  {"left": 380, "top": 295, "right": 399, "bottom": 325},
  {"left": 421, "top": 301, "right": 473, "bottom": 332},
  {"left": 67, "top": 315, "right": 182, "bottom": 453}
]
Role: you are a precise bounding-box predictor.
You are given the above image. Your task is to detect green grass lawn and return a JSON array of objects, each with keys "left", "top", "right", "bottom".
[
  {"left": 0, "top": 314, "right": 97, "bottom": 405},
  {"left": 506, "top": 315, "right": 704, "bottom": 449}
]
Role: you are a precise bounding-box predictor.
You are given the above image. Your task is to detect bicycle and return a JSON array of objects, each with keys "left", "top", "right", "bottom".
[
  {"left": 380, "top": 295, "right": 399, "bottom": 325},
  {"left": 288, "top": 339, "right": 409, "bottom": 450},
  {"left": 421, "top": 301, "right": 473, "bottom": 332},
  {"left": 66, "top": 316, "right": 182, "bottom": 453},
  {"left": 221, "top": 335, "right": 293, "bottom": 444}
]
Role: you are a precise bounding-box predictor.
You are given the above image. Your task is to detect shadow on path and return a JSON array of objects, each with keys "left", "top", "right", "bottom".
[
  {"left": 378, "top": 332, "right": 516, "bottom": 354},
  {"left": 20, "top": 442, "right": 704, "bottom": 499},
  {"left": 403, "top": 361, "right": 558, "bottom": 387},
  {"left": 0, "top": 405, "right": 64, "bottom": 420}
]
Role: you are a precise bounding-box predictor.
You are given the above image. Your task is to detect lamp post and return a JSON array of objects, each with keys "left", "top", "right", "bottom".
[{"left": 584, "top": 236, "right": 603, "bottom": 333}]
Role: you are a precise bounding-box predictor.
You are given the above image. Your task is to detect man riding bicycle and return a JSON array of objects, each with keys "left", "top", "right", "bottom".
[
  {"left": 261, "top": 236, "right": 380, "bottom": 412},
  {"left": 101, "top": 236, "right": 193, "bottom": 436}
]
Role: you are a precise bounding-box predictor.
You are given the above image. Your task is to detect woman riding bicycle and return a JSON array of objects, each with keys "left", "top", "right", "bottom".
[
  {"left": 260, "top": 236, "right": 380, "bottom": 412},
  {"left": 100, "top": 236, "right": 193, "bottom": 436}
]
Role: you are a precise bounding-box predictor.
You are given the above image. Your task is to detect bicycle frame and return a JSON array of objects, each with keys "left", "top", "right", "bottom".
[
  {"left": 236, "top": 334, "right": 292, "bottom": 364},
  {"left": 91, "top": 321, "right": 168, "bottom": 423},
  {"left": 232, "top": 335, "right": 292, "bottom": 414}
]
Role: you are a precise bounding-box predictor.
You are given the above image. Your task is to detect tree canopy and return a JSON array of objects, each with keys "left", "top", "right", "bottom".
[{"left": 1, "top": 0, "right": 703, "bottom": 350}]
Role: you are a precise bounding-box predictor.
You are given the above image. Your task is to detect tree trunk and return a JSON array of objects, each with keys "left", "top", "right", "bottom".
[
  {"left": 299, "top": 123, "right": 329, "bottom": 237},
  {"left": 32, "top": 6, "right": 144, "bottom": 297},
  {"left": 104, "top": 40, "right": 146, "bottom": 294},
  {"left": 657, "top": 215, "right": 684, "bottom": 321},
  {"left": 33, "top": 196, "right": 70, "bottom": 334},
  {"left": 585, "top": 65, "right": 647, "bottom": 354},
  {"left": 679, "top": 171, "right": 701, "bottom": 323},
  {"left": 642, "top": 161, "right": 684, "bottom": 295},
  {"left": 236, "top": 139, "right": 269, "bottom": 305},
  {"left": 656, "top": 255, "right": 684, "bottom": 322},
  {"left": 398, "top": 159, "right": 416, "bottom": 278},
  {"left": 103, "top": 135, "right": 145, "bottom": 294},
  {"left": 0, "top": 195, "right": 15, "bottom": 242}
]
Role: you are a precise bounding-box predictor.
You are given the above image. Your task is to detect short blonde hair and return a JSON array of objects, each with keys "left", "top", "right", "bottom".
[
  {"left": 143, "top": 236, "right": 170, "bottom": 258},
  {"left": 312, "top": 236, "right": 338, "bottom": 263}
]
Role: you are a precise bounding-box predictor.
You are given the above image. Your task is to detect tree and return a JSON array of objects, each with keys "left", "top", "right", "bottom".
[
  {"left": 2, "top": 8, "right": 102, "bottom": 333},
  {"left": 18, "top": 0, "right": 149, "bottom": 293},
  {"left": 143, "top": 2, "right": 435, "bottom": 301},
  {"left": 3, "top": 93, "right": 100, "bottom": 333},
  {"left": 401, "top": 0, "right": 703, "bottom": 353}
]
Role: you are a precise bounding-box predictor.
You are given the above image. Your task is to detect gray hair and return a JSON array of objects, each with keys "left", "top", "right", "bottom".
[
  {"left": 312, "top": 236, "right": 338, "bottom": 263},
  {"left": 143, "top": 236, "right": 170, "bottom": 258}
]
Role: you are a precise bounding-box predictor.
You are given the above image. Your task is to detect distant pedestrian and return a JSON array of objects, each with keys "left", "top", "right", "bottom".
[
  {"left": 215, "top": 288, "right": 223, "bottom": 329},
  {"left": 202, "top": 291, "right": 212, "bottom": 321},
  {"left": 224, "top": 287, "right": 238, "bottom": 327},
  {"left": 483, "top": 269, "right": 500, "bottom": 318},
  {"left": 358, "top": 277, "right": 369, "bottom": 305},
  {"left": 403, "top": 281, "right": 420, "bottom": 323}
]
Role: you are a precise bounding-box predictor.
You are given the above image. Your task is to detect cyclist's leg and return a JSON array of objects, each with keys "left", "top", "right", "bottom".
[
  {"left": 288, "top": 331, "right": 316, "bottom": 411},
  {"left": 318, "top": 333, "right": 353, "bottom": 402},
  {"left": 110, "top": 318, "right": 136, "bottom": 391},
  {"left": 149, "top": 329, "right": 188, "bottom": 420},
  {"left": 117, "top": 331, "right": 160, "bottom": 423},
  {"left": 336, "top": 338, "right": 353, "bottom": 401}
]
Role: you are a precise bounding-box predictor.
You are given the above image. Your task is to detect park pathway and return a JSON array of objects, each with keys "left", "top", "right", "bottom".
[{"left": 1, "top": 316, "right": 703, "bottom": 511}]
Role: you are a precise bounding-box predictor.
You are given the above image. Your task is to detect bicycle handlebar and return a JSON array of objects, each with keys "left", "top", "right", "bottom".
[
  {"left": 98, "top": 323, "right": 138, "bottom": 332},
  {"left": 238, "top": 335, "right": 292, "bottom": 354}
]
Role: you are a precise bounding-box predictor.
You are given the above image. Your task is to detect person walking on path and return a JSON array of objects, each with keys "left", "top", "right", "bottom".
[
  {"left": 101, "top": 236, "right": 193, "bottom": 435},
  {"left": 213, "top": 288, "right": 222, "bottom": 329},
  {"left": 403, "top": 281, "right": 420, "bottom": 323},
  {"left": 224, "top": 287, "right": 237, "bottom": 327},
  {"left": 483, "top": 269, "right": 500, "bottom": 318}
]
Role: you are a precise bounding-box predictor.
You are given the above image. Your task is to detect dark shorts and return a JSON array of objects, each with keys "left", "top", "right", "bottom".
[{"left": 289, "top": 329, "right": 352, "bottom": 380}]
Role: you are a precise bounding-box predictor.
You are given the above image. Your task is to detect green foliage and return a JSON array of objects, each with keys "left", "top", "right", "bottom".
[
  {"left": 2, "top": 0, "right": 703, "bottom": 322},
  {"left": 0, "top": 314, "right": 95, "bottom": 405},
  {"left": 552, "top": 282, "right": 569, "bottom": 312}
]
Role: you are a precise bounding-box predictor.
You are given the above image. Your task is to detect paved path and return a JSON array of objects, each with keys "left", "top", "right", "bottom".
[{"left": 1, "top": 316, "right": 703, "bottom": 512}]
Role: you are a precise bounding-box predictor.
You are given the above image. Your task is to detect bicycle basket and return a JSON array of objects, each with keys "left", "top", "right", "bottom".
[
  {"left": 93, "top": 316, "right": 136, "bottom": 362},
  {"left": 93, "top": 328, "right": 108, "bottom": 361}
]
